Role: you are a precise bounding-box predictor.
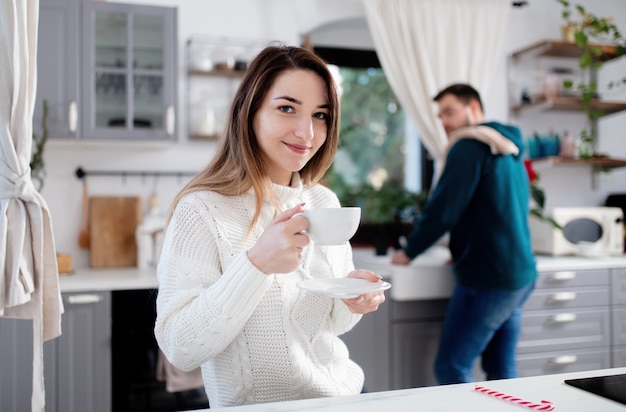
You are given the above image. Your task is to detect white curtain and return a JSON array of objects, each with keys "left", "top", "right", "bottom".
[
  {"left": 364, "top": 0, "right": 510, "bottom": 167},
  {"left": 0, "top": 1, "right": 63, "bottom": 411}
]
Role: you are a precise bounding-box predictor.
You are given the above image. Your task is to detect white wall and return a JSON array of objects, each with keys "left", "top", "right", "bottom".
[
  {"left": 42, "top": 0, "right": 626, "bottom": 268},
  {"left": 490, "top": 0, "right": 626, "bottom": 211}
]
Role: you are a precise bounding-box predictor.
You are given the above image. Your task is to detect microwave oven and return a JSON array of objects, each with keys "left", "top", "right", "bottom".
[{"left": 529, "top": 207, "right": 624, "bottom": 256}]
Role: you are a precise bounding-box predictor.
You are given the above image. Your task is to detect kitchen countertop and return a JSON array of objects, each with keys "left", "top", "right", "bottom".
[
  {"left": 58, "top": 246, "right": 626, "bottom": 296},
  {"left": 58, "top": 267, "right": 159, "bottom": 293},
  {"left": 196, "top": 367, "right": 626, "bottom": 412},
  {"left": 352, "top": 246, "right": 626, "bottom": 301}
]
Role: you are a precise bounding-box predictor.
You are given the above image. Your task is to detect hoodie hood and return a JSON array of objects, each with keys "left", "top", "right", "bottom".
[{"left": 481, "top": 121, "right": 525, "bottom": 159}]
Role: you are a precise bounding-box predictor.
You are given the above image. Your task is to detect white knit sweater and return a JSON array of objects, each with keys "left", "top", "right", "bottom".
[{"left": 154, "top": 174, "right": 364, "bottom": 408}]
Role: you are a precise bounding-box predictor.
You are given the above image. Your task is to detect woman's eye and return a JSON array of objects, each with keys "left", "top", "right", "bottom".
[
  {"left": 278, "top": 105, "right": 294, "bottom": 113},
  {"left": 314, "top": 112, "right": 328, "bottom": 120}
]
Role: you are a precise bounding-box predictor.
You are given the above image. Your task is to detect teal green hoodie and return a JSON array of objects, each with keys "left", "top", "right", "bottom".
[{"left": 403, "top": 121, "right": 537, "bottom": 290}]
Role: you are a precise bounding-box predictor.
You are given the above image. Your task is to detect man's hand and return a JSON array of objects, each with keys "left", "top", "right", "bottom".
[{"left": 391, "top": 249, "right": 411, "bottom": 265}]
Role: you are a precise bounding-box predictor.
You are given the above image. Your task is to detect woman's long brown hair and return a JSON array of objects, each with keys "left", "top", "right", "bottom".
[{"left": 167, "top": 44, "right": 340, "bottom": 232}]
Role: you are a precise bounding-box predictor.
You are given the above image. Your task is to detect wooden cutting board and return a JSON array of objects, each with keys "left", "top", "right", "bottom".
[{"left": 89, "top": 196, "right": 143, "bottom": 268}]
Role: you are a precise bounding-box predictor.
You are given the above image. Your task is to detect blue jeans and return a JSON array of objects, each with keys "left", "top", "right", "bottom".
[{"left": 434, "top": 281, "right": 535, "bottom": 385}]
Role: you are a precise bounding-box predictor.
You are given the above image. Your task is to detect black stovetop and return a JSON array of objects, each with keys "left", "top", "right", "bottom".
[{"left": 564, "top": 373, "right": 626, "bottom": 406}]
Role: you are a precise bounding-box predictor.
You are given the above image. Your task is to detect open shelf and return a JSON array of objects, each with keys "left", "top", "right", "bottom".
[
  {"left": 530, "top": 156, "right": 626, "bottom": 170},
  {"left": 189, "top": 133, "right": 221, "bottom": 140},
  {"left": 512, "top": 96, "right": 626, "bottom": 116},
  {"left": 188, "top": 68, "right": 246, "bottom": 78},
  {"left": 511, "top": 39, "right": 621, "bottom": 62}
]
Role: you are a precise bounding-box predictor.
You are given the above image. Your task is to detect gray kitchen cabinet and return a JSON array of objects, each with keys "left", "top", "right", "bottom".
[
  {"left": 36, "top": 0, "right": 177, "bottom": 141},
  {"left": 391, "top": 320, "right": 442, "bottom": 389},
  {"left": 611, "top": 268, "right": 626, "bottom": 367},
  {"left": 57, "top": 291, "right": 112, "bottom": 412},
  {"left": 0, "top": 291, "right": 111, "bottom": 412},
  {"left": 82, "top": 1, "right": 177, "bottom": 140},
  {"left": 516, "top": 348, "right": 611, "bottom": 377},
  {"left": 340, "top": 294, "right": 391, "bottom": 392},
  {"left": 341, "top": 297, "right": 449, "bottom": 392},
  {"left": 517, "top": 269, "right": 613, "bottom": 377},
  {"left": 0, "top": 318, "right": 57, "bottom": 412},
  {"left": 35, "top": 0, "right": 80, "bottom": 139},
  {"left": 342, "top": 264, "right": 626, "bottom": 392},
  {"left": 389, "top": 300, "right": 449, "bottom": 389}
]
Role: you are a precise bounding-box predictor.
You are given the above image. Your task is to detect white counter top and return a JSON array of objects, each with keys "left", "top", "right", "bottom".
[
  {"left": 535, "top": 253, "right": 626, "bottom": 271},
  {"left": 57, "top": 247, "right": 626, "bottom": 295},
  {"left": 199, "top": 367, "right": 626, "bottom": 412},
  {"left": 352, "top": 247, "right": 626, "bottom": 301},
  {"left": 58, "top": 267, "right": 158, "bottom": 293}
]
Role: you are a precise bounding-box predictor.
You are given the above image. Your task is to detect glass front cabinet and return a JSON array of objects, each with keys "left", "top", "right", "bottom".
[{"left": 81, "top": 1, "right": 177, "bottom": 140}]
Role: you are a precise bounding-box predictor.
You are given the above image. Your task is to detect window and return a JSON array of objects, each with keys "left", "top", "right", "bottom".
[{"left": 315, "top": 47, "right": 432, "bottom": 223}]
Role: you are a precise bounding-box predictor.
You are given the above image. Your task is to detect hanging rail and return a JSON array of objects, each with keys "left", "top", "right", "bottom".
[{"left": 75, "top": 166, "right": 197, "bottom": 180}]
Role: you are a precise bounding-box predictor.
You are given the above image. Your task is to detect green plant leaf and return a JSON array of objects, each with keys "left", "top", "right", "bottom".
[
  {"left": 530, "top": 185, "right": 545, "bottom": 209},
  {"left": 30, "top": 99, "right": 48, "bottom": 191},
  {"left": 546, "top": 217, "right": 564, "bottom": 230},
  {"left": 574, "top": 31, "right": 588, "bottom": 49},
  {"left": 579, "top": 50, "right": 592, "bottom": 68}
]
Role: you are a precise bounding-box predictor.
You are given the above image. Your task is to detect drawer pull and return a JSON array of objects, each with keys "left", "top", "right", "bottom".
[
  {"left": 551, "top": 271, "right": 576, "bottom": 281},
  {"left": 551, "top": 292, "right": 577, "bottom": 302},
  {"left": 551, "top": 355, "right": 578, "bottom": 365},
  {"left": 67, "top": 294, "right": 104, "bottom": 305},
  {"left": 166, "top": 105, "right": 175, "bottom": 136},
  {"left": 68, "top": 101, "right": 78, "bottom": 133},
  {"left": 552, "top": 313, "right": 577, "bottom": 323}
]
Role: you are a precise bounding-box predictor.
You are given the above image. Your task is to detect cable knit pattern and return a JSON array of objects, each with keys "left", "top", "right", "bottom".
[{"left": 154, "top": 174, "right": 364, "bottom": 408}]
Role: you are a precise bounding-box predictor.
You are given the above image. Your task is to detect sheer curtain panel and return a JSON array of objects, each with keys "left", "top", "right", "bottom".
[
  {"left": 364, "top": 0, "right": 510, "bottom": 172},
  {"left": 0, "top": 1, "right": 63, "bottom": 411}
]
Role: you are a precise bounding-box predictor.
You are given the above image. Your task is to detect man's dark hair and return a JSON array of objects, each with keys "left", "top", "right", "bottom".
[{"left": 433, "top": 83, "right": 484, "bottom": 112}]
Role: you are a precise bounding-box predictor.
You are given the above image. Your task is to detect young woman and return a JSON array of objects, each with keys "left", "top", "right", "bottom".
[{"left": 154, "top": 44, "right": 385, "bottom": 408}]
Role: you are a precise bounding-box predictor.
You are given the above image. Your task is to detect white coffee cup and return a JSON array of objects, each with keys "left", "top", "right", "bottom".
[{"left": 296, "top": 207, "right": 361, "bottom": 245}]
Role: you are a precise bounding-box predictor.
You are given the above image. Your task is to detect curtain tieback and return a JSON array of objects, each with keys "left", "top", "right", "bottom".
[{"left": 0, "top": 170, "right": 37, "bottom": 202}]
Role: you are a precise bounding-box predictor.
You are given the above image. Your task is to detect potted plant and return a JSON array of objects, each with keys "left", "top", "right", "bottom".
[
  {"left": 324, "top": 171, "right": 428, "bottom": 254},
  {"left": 30, "top": 99, "right": 48, "bottom": 191},
  {"left": 557, "top": 0, "right": 626, "bottom": 158},
  {"left": 524, "top": 160, "right": 562, "bottom": 230}
]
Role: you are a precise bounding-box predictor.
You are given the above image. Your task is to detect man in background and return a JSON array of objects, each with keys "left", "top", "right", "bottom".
[{"left": 391, "top": 83, "right": 537, "bottom": 384}]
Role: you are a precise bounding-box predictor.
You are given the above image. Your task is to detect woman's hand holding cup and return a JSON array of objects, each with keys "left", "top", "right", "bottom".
[{"left": 247, "top": 203, "right": 310, "bottom": 274}]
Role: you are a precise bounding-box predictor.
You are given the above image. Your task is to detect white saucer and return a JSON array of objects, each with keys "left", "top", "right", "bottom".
[{"left": 297, "top": 278, "right": 391, "bottom": 298}]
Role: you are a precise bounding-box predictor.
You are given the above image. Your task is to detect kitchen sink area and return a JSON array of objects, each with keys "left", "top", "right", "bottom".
[
  {"left": 352, "top": 247, "right": 454, "bottom": 301},
  {"left": 345, "top": 246, "right": 626, "bottom": 392}
]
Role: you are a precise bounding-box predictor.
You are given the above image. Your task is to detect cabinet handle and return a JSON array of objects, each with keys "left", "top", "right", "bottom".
[
  {"left": 68, "top": 101, "right": 78, "bottom": 133},
  {"left": 552, "top": 313, "right": 577, "bottom": 323},
  {"left": 67, "top": 294, "right": 103, "bottom": 305},
  {"left": 551, "top": 271, "right": 576, "bottom": 281},
  {"left": 551, "top": 355, "right": 578, "bottom": 365},
  {"left": 166, "top": 105, "right": 175, "bottom": 136},
  {"left": 550, "top": 292, "right": 577, "bottom": 302}
]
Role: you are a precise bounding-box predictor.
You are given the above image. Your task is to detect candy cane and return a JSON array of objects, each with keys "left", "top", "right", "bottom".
[{"left": 474, "top": 385, "right": 556, "bottom": 411}]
